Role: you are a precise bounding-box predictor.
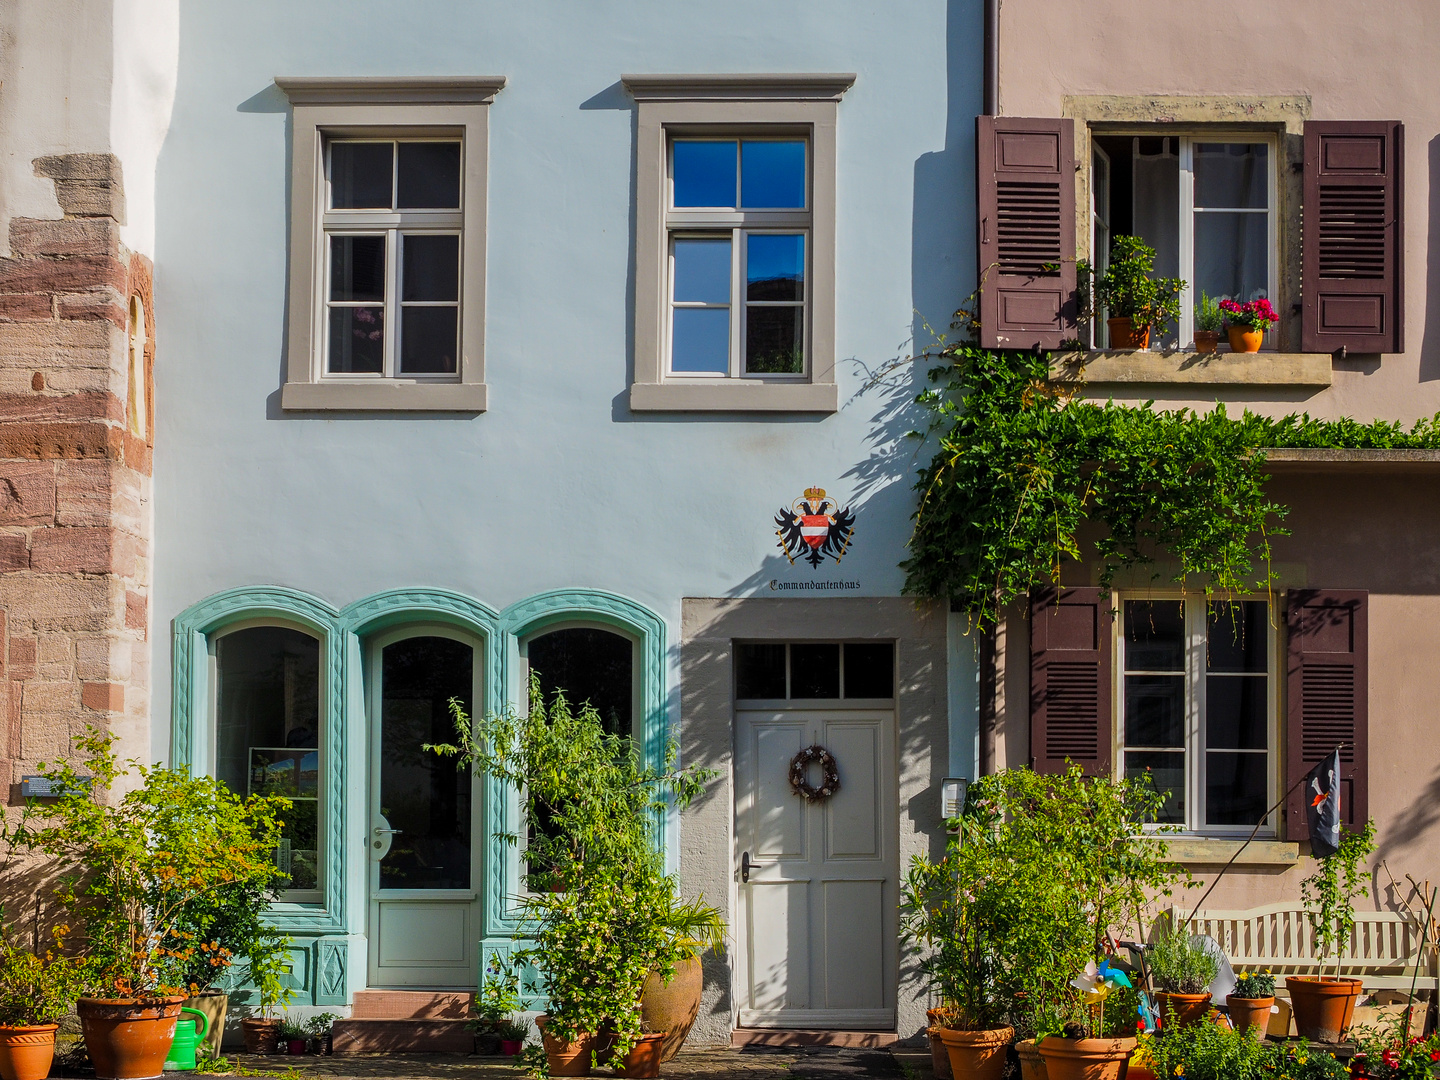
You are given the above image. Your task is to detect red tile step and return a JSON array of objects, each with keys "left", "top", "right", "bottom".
[
  {"left": 332, "top": 991, "right": 478, "bottom": 1053},
  {"left": 731, "top": 1028, "right": 898, "bottom": 1048},
  {"left": 349, "top": 990, "right": 474, "bottom": 1019}
]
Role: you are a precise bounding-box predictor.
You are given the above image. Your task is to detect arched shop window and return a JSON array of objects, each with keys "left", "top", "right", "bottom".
[
  {"left": 213, "top": 624, "right": 323, "bottom": 900},
  {"left": 526, "top": 626, "right": 635, "bottom": 739}
]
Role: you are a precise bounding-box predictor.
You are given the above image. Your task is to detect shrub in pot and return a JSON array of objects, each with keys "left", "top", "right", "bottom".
[
  {"left": 240, "top": 937, "right": 295, "bottom": 1054},
  {"left": 0, "top": 932, "right": 89, "bottom": 1080},
  {"left": 6, "top": 729, "right": 287, "bottom": 1079},
  {"left": 304, "top": 1012, "right": 338, "bottom": 1056},
  {"left": 495, "top": 1019, "right": 528, "bottom": 1058},
  {"left": 1147, "top": 920, "right": 1219, "bottom": 1028},
  {"left": 1193, "top": 291, "right": 1223, "bottom": 354},
  {"left": 1289, "top": 820, "right": 1376, "bottom": 1042},
  {"left": 469, "top": 956, "right": 522, "bottom": 1055},
  {"left": 1093, "top": 236, "right": 1185, "bottom": 350},
  {"left": 1226, "top": 971, "right": 1275, "bottom": 1041},
  {"left": 279, "top": 1019, "right": 308, "bottom": 1055}
]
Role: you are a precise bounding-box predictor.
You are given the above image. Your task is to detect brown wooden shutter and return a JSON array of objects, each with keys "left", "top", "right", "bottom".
[
  {"left": 1030, "top": 587, "right": 1112, "bottom": 775},
  {"left": 977, "top": 116, "right": 1077, "bottom": 351},
  {"left": 1302, "top": 121, "right": 1404, "bottom": 353},
  {"left": 1285, "top": 590, "right": 1369, "bottom": 839}
]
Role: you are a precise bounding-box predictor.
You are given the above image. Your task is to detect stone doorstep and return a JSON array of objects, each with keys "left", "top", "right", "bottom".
[
  {"left": 330, "top": 1018, "right": 475, "bottom": 1054},
  {"left": 350, "top": 990, "right": 475, "bottom": 1019},
  {"left": 730, "top": 1028, "right": 899, "bottom": 1048}
]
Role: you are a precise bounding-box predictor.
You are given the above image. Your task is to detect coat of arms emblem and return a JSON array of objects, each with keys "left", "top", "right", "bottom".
[{"left": 775, "top": 486, "right": 856, "bottom": 568}]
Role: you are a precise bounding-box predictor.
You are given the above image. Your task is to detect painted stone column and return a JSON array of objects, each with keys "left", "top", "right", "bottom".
[{"left": 0, "top": 153, "right": 154, "bottom": 797}]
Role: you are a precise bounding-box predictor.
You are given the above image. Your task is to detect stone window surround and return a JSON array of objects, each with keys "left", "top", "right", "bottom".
[
  {"left": 624, "top": 74, "right": 855, "bottom": 413},
  {"left": 1064, "top": 95, "right": 1313, "bottom": 371},
  {"left": 275, "top": 77, "right": 505, "bottom": 412}
]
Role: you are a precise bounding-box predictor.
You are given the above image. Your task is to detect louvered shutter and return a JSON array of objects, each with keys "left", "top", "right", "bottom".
[
  {"left": 977, "top": 116, "right": 1078, "bottom": 351},
  {"left": 1030, "top": 587, "right": 1112, "bottom": 775},
  {"left": 1302, "top": 121, "right": 1404, "bottom": 353},
  {"left": 1285, "top": 590, "right": 1369, "bottom": 839}
]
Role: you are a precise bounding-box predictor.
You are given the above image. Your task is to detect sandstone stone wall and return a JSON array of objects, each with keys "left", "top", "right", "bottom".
[{"left": 0, "top": 153, "right": 153, "bottom": 801}]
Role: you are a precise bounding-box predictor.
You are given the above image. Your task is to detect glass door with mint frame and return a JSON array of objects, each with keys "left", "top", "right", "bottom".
[{"left": 366, "top": 627, "right": 483, "bottom": 988}]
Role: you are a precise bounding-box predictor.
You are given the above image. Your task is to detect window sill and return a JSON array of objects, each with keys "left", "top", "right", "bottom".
[
  {"left": 629, "top": 380, "right": 837, "bottom": 413},
  {"left": 1138, "top": 836, "right": 1300, "bottom": 865},
  {"left": 1050, "top": 350, "right": 1333, "bottom": 388},
  {"left": 281, "top": 380, "right": 488, "bottom": 412}
]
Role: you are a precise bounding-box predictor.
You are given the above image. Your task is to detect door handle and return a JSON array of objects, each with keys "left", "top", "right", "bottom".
[
  {"left": 372, "top": 826, "right": 402, "bottom": 851},
  {"left": 373, "top": 827, "right": 403, "bottom": 835},
  {"left": 741, "top": 851, "right": 768, "bottom": 883}
]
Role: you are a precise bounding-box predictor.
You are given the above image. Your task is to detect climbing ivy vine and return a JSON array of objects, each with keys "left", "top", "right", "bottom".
[{"left": 902, "top": 331, "right": 1440, "bottom": 625}]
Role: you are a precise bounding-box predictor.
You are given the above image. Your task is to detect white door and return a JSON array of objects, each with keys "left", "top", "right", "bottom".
[
  {"left": 735, "top": 708, "right": 898, "bottom": 1029},
  {"left": 367, "top": 628, "right": 484, "bottom": 988}
]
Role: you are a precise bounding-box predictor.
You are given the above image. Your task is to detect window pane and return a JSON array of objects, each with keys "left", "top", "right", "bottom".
[
  {"left": 1132, "top": 137, "right": 1180, "bottom": 280},
  {"left": 1207, "top": 601, "right": 1268, "bottom": 672},
  {"left": 745, "top": 305, "right": 803, "bottom": 374},
  {"left": 1126, "top": 751, "right": 1185, "bottom": 824},
  {"left": 1194, "top": 143, "right": 1267, "bottom": 209},
  {"left": 1124, "top": 600, "right": 1184, "bottom": 671},
  {"left": 736, "top": 643, "right": 787, "bottom": 699},
  {"left": 397, "top": 142, "right": 461, "bottom": 209},
  {"left": 672, "top": 140, "right": 737, "bottom": 208},
  {"left": 528, "top": 627, "right": 633, "bottom": 738},
  {"left": 791, "top": 643, "right": 840, "bottom": 698},
  {"left": 673, "top": 238, "right": 732, "bottom": 303},
  {"left": 329, "top": 142, "right": 393, "bottom": 209},
  {"left": 1194, "top": 212, "right": 1268, "bottom": 305},
  {"left": 379, "top": 637, "right": 473, "bottom": 890},
  {"left": 402, "top": 234, "right": 459, "bottom": 301},
  {"left": 1206, "top": 752, "right": 1268, "bottom": 825},
  {"left": 399, "top": 307, "right": 458, "bottom": 374},
  {"left": 741, "top": 140, "right": 806, "bottom": 209},
  {"left": 214, "top": 626, "right": 321, "bottom": 893},
  {"left": 330, "top": 235, "right": 386, "bottom": 302},
  {"left": 747, "top": 234, "right": 805, "bottom": 301},
  {"left": 1206, "top": 676, "right": 1267, "bottom": 749},
  {"left": 844, "top": 643, "right": 894, "bottom": 698},
  {"left": 671, "top": 308, "right": 730, "bottom": 373},
  {"left": 1124, "top": 674, "right": 1185, "bottom": 747},
  {"left": 328, "top": 307, "right": 384, "bottom": 373}
]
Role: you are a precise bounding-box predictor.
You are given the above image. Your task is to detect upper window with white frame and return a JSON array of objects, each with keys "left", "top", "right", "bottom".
[
  {"left": 1118, "top": 597, "right": 1275, "bottom": 835},
  {"left": 1091, "top": 134, "right": 1277, "bottom": 349}
]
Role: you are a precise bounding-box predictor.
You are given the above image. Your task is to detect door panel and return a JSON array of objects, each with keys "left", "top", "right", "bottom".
[
  {"left": 376, "top": 903, "right": 472, "bottom": 967},
  {"left": 736, "top": 708, "right": 897, "bottom": 1029}
]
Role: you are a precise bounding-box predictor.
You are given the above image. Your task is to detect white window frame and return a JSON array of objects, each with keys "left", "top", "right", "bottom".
[
  {"left": 276, "top": 77, "right": 504, "bottom": 411},
  {"left": 1115, "top": 593, "right": 1279, "bottom": 837},
  {"left": 664, "top": 136, "right": 812, "bottom": 380}
]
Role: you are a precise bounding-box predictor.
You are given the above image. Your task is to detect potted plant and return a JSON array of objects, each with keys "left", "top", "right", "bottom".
[
  {"left": 640, "top": 892, "right": 725, "bottom": 1062},
  {"left": 240, "top": 936, "right": 295, "bottom": 1054},
  {"left": 470, "top": 956, "right": 523, "bottom": 1055},
  {"left": 304, "top": 1012, "right": 338, "bottom": 1055},
  {"left": 1226, "top": 971, "right": 1276, "bottom": 1040},
  {"left": 1093, "top": 235, "right": 1185, "bottom": 350},
  {"left": 278, "top": 1019, "right": 308, "bottom": 1056},
  {"left": 1037, "top": 962, "right": 1142, "bottom": 1080},
  {"left": 1352, "top": 1012, "right": 1440, "bottom": 1080},
  {"left": 1289, "top": 820, "right": 1377, "bottom": 1043},
  {"left": 496, "top": 1019, "right": 528, "bottom": 1058},
  {"left": 1146, "top": 920, "right": 1219, "bottom": 1028},
  {"left": 0, "top": 933, "right": 89, "bottom": 1080},
  {"left": 1219, "top": 298, "right": 1278, "bottom": 353},
  {"left": 6, "top": 729, "right": 287, "bottom": 1080},
  {"left": 1193, "top": 291, "right": 1223, "bottom": 353}
]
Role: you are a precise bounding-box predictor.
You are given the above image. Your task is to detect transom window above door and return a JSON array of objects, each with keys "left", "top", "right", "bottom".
[
  {"left": 735, "top": 641, "right": 894, "bottom": 701},
  {"left": 667, "top": 137, "right": 810, "bottom": 378}
]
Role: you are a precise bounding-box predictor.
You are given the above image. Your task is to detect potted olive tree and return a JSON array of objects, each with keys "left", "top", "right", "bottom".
[{"left": 1094, "top": 236, "right": 1185, "bottom": 350}]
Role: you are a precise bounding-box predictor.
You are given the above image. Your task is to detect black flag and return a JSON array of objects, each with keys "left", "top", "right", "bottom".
[{"left": 1305, "top": 748, "right": 1342, "bottom": 857}]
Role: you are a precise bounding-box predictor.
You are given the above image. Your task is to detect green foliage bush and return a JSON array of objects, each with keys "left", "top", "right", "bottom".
[
  {"left": 1147, "top": 920, "right": 1219, "bottom": 994},
  {"left": 1092, "top": 235, "right": 1185, "bottom": 334},
  {"left": 1139, "top": 1018, "right": 1350, "bottom": 1080},
  {"left": 0, "top": 934, "right": 89, "bottom": 1026}
]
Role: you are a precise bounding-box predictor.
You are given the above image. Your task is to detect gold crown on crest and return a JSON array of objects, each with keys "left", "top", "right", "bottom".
[{"left": 804, "top": 486, "right": 827, "bottom": 502}]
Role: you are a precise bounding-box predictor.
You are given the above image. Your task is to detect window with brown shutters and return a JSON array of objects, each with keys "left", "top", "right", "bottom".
[
  {"left": 1030, "top": 586, "right": 1112, "bottom": 776},
  {"left": 1302, "top": 121, "right": 1404, "bottom": 354},
  {"left": 1285, "top": 590, "right": 1369, "bottom": 840},
  {"left": 978, "top": 117, "right": 1077, "bottom": 351}
]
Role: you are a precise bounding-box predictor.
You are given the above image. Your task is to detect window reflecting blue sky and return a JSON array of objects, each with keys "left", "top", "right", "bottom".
[
  {"left": 672, "top": 308, "right": 730, "bottom": 373},
  {"left": 673, "top": 141, "right": 737, "bottom": 207},
  {"left": 673, "top": 238, "right": 731, "bottom": 303},
  {"left": 747, "top": 234, "right": 805, "bottom": 301},
  {"left": 741, "top": 141, "right": 805, "bottom": 209}
]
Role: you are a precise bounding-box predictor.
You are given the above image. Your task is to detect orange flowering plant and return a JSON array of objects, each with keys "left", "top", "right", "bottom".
[{"left": 8, "top": 728, "right": 288, "bottom": 1000}]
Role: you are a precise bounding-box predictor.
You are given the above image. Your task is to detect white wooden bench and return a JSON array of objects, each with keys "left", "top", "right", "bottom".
[{"left": 1169, "top": 903, "right": 1439, "bottom": 994}]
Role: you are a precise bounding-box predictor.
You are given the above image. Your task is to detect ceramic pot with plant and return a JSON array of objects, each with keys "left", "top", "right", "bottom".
[
  {"left": 536, "top": 1015, "right": 594, "bottom": 1077},
  {"left": 470, "top": 956, "right": 523, "bottom": 1054},
  {"left": 1289, "top": 820, "right": 1376, "bottom": 1042},
  {"left": 1035, "top": 960, "right": 1139, "bottom": 1080},
  {"left": 279, "top": 1020, "right": 308, "bottom": 1055},
  {"left": 1220, "top": 298, "right": 1278, "bottom": 353},
  {"left": 641, "top": 893, "right": 725, "bottom": 1062},
  {"left": 1193, "top": 291, "right": 1223, "bottom": 353},
  {"left": 1226, "top": 971, "right": 1276, "bottom": 1040},
  {"left": 1146, "top": 921, "right": 1219, "bottom": 1028},
  {"left": 0, "top": 936, "right": 89, "bottom": 1080},
  {"left": 496, "top": 1019, "right": 528, "bottom": 1057},
  {"left": 1093, "top": 236, "right": 1185, "bottom": 351},
  {"left": 240, "top": 936, "right": 295, "bottom": 1054},
  {"left": 616, "top": 1032, "right": 668, "bottom": 1079},
  {"left": 304, "top": 1013, "right": 338, "bottom": 1056}
]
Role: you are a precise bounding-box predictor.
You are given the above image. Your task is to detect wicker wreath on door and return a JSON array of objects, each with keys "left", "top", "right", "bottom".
[{"left": 789, "top": 744, "right": 840, "bottom": 801}]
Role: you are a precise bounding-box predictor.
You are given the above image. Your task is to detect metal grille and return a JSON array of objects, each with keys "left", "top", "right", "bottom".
[
  {"left": 1318, "top": 185, "right": 1387, "bottom": 279},
  {"left": 1044, "top": 661, "right": 1099, "bottom": 759},
  {"left": 997, "top": 180, "right": 1062, "bottom": 276}
]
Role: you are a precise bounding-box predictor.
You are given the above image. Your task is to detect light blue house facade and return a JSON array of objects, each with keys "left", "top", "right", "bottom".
[{"left": 149, "top": 0, "right": 980, "bottom": 1043}]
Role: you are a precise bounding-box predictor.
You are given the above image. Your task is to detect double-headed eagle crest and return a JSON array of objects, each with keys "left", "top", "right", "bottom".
[{"left": 775, "top": 486, "right": 856, "bottom": 568}]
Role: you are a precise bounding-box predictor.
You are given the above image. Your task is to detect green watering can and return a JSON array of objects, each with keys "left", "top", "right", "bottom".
[{"left": 162, "top": 1007, "right": 210, "bottom": 1072}]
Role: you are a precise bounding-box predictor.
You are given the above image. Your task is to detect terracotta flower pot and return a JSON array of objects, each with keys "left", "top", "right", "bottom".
[
  {"left": 1035, "top": 1036, "right": 1136, "bottom": 1080},
  {"left": 1156, "top": 991, "right": 1212, "bottom": 1028},
  {"left": 1193, "top": 330, "right": 1221, "bottom": 354},
  {"left": 1286, "top": 975, "right": 1362, "bottom": 1043},
  {"left": 1015, "top": 1037, "right": 1049, "bottom": 1080},
  {"left": 241, "top": 1017, "right": 281, "bottom": 1054},
  {"left": 1227, "top": 325, "right": 1263, "bottom": 353},
  {"left": 617, "top": 1034, "right": 667, "bottom": 1079},
  {"left": 927, "top": 1028, "right": 955, "bottom": 1080},
  {"left": 1226, "top": 995, "right": 1275, "bottom": 1040},
  {"left": 935, "top": 1026, "right": 1013, "bottom": 1080},
  {"left": 0, "top": 1023, "right": 58, "bottom": 1080},
  {"left": 536, "top": 1015, "right": 594, "bottom": 1077},
  {"left": 181, "top": 991, "right": 228, "bottom": 1058},
  {"left": 1107, "top": 317, "right": 1150, "bottom": 350},
  {"left": 77, "top": 997, "right": 185, "bottom": 1080},
  {"left": 641, "top": 955, "right": 702, "bottom": 1062}
]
